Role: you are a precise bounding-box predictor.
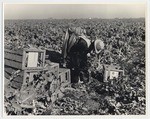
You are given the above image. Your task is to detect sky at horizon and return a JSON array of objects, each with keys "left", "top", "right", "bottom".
[{"left": 4, "top": 4, "right": 145, "bottom": 19}]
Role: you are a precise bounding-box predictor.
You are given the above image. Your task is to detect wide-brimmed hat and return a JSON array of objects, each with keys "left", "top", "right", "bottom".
[{"left": 94, "top": 39, "right": 104, "bottom": 54}]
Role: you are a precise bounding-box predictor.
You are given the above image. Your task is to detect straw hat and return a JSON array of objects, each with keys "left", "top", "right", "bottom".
[{"left": 94, "top": 39, "right": 104, "bottom": 54}]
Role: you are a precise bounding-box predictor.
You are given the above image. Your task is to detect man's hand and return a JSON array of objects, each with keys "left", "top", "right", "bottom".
[
  {"left": 62, "top": 63, "right": 67, "bottom": 67},
  {"left": 87, "top": 53, "right": 91, "bottom": 57}
]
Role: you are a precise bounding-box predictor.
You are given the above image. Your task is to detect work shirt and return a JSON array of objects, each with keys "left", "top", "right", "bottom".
[
  {"left": 68, "top": 37, "right": 94, "bottom": 69},
  {"left": 69, "top": 36, "right": 93, "bottom": 56}
]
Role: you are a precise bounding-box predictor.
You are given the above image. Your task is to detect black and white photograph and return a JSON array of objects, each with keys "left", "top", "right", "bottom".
[{"left": 3, "top": 2, "right": 147, "bottom": 116}]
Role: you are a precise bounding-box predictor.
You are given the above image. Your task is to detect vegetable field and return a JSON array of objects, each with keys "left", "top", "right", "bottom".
[{"left": 4, "top": 18, "right": 145, "bottom": 115}]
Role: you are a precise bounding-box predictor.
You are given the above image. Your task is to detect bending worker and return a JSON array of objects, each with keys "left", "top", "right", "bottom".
[{"left": 62, "top": 27, "right": 104, "bottom": 86}]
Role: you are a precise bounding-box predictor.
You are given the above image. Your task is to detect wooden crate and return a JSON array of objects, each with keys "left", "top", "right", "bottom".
[
  {"left": 6, "top": 62, "right": 60, "bottom": 90},
  {"left": 103, "top": 64, "right": 124, "bottom": 82},
  {"left": 22, "top": 48, "right": 45, "bottom": 70},
  {"left": 45, "top": 62, "right": 59, "bottom": 78},
  {"left": 58, "top": 68, "right": 71, "bottom": 85},
  {"left": 22, "top": 69, "right": 43, "bottom": 86},
  {"left": 4, "top": 48, "right": 45, "bottom": 81},
  {"left": 4, "top": 48, "right": 45, "bottom": 71},
  {"left": 10, "top": 71, "right": 24, "bottom": 89},
  {"left": 5, "top": 49, "right": 23, "bottom": 70},
  {"left": 18, "top": 63, "right": 60, "bottom": 90},
  {"left": 48, "top": 68, "right": 71, "bottom": 95},
  {"left": 4, "top": 66, "right": 19, "bottom": 79},
  {"left": 10, "top": 69, "right": 42, "bottom": 89}
]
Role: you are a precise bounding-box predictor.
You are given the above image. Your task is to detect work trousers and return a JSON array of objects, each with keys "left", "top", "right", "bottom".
[{"left": 67, "top": 52, "right": 90, "bottom": 83}]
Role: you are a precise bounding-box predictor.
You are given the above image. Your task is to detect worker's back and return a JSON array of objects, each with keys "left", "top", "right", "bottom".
[{"left": 62, "top": 27, "right": 87, "bottom": 60}]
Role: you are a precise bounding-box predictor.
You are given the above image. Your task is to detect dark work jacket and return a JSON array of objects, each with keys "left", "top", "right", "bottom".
[{"left": 68, "top": 37, "right": 94, "bottom": 70}]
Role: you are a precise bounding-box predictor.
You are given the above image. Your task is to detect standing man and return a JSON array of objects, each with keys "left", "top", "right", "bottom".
[{"left": 62, "top": 27, "right": 104, "bottom": 86}]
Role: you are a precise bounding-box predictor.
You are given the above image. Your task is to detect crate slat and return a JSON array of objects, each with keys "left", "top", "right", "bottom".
[
  {"left": 59, "top": 68, "right": 71, "bottom": 84},
  {"left": 5, "top": 49, "right": 23, "bottom": 56},
  {"left": 46, "top": 63, "right": 59, "bottom": 78},
  {"left": 5, "top": 59, "right": 22, "bottom": 69},
  {"left": 4, "top": 66, "right": 18, "bottom": 75},
  {"left": 11, "top": 80, "right": 22, "bottom": 89},
  {"left": 13, "top": 75, "right": 23, "bottom": 83},
  {"left": 5, "top": 71, "right": 11, "bottom": 79},
  {"left": 5, "top": 52, "right": 22, "bottom": 62}
]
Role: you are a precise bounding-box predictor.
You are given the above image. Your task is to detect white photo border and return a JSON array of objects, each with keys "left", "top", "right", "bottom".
[{"left": 1, "top": 0, "right": 149, "bottom": 119}]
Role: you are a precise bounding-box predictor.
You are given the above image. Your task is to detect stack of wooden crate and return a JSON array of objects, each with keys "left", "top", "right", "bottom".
[
  {"left": 45, "top": 64, "right": 71, "bottom": 93},
  {"left": 4, "top": 48, "right": 46, "bottom": 89},
  {"left": 5, "top": 47, "right": 71, "bottom": 104}
]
